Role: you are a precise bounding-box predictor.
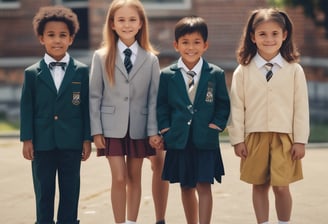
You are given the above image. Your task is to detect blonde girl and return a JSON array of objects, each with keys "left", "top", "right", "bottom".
[{"left": 89, "top": 0, "right": 168, "bottom": 223}]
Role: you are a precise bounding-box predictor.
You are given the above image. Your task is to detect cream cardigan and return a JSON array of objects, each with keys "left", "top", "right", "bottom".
[{"left": 228, "top": 59, "right": 310, "bottom": 145}]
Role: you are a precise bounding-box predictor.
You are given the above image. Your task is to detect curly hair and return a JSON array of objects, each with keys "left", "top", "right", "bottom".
[{"left": 32, "top": 5, "right": 79, "bottom": 36}]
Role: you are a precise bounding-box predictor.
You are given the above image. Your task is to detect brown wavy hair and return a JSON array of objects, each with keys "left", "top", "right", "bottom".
[{"left": 236, "top": 8, "right": 300, "bottom": 65}]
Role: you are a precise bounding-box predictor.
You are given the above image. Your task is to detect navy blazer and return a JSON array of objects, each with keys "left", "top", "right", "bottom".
[
  {"left": 157, "top": 60, "right": 230, "bottom": 150},
  {"left": 20, "top": 58, "right": 91, "bottom": 151}
]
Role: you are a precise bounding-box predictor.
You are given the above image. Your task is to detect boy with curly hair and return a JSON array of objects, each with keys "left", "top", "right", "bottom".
[{"left": 20, "top": 6, "right": 91, "bottom": 224}]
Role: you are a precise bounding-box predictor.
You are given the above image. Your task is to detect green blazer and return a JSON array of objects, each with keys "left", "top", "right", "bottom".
[
  {"left": 157, "top": 60, "right": 230, "bottom": 150},
  {"left": 20, "top": 58, "right": 91, "bottom": 151}
]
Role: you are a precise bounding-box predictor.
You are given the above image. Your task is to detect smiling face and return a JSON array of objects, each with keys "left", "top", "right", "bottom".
[
  {"left": 251, "top": 21, "right": 287, "bottom": 61},
  {"left": 38, "top": 21, "right": 73, "bottom": 61},
  {"left": 111, "top": 5, "right": 142, "bottom": 46},
  {"left": 174, "top": 32, "right": 208, "bottom": 70}
]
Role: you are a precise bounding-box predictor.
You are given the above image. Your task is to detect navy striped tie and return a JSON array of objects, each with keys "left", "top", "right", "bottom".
[
  {"left": 265, "top": 63, "right": 273, "bottom": 81},
  {"left": 123, "top": 48, "right": 133, "bottom": 74}
]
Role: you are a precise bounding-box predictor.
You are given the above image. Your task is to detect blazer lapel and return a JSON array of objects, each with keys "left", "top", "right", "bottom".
[
  {"left": 57, "top": 58, "right": 75, "bottom": 98},
  {"left": 116, "top": 52, "right": 129, "bottom": 79},
  {"left": 170, "top": 64, "right": 191, "bottom": 103},
  {"left": 193, "top": 61, "right": 211, "bottom": 104},
  {"left": 37, "top": 60, "right": 57, "bottom": 94},
  {"left": 128, "top": 46, "right": 146, "bottom": 80}
]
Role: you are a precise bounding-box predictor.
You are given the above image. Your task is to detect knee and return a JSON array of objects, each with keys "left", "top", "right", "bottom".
[
  {"left": 272, "top": 186, "right": 290, "bottom": 196},
  {"left": 112, "top": 175, "right": 126, "bottom": 187},
  {"left": 151, "top": 159, "right": 164, "bottom": 173},
  {"left": 253, "top": 182, "right": 270, "bottom": 193}
]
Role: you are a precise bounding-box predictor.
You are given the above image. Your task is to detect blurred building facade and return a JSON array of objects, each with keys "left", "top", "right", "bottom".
[{"left": 0, "top": 0, "right": 327, "bottom": 126}]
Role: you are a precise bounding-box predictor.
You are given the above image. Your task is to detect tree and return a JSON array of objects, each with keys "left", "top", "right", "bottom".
[{"left": 269, "top": 0, "right": 328, "bottom": 37}]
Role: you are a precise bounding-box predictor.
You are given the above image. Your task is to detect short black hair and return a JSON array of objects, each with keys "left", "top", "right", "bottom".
[
  {"left": 174, "top": 16, "right": 208, "bottom": 42},
  {"left": 32, "top": 5, "right": 79, "bottom": 36}
]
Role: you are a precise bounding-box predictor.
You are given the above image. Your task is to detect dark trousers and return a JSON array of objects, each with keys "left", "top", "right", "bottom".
[{"left": 32, "top": 149, "right": 81, "bottom": 224}]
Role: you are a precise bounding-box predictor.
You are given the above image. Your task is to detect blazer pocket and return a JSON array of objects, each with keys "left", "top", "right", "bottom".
[{"left": 101, "top": 106, "right": 115, "bottom": 114}]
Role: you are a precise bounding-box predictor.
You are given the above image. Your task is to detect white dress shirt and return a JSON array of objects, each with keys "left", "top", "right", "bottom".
[{"left": 44, "top": 53, "right": 69, "bottom": 92}]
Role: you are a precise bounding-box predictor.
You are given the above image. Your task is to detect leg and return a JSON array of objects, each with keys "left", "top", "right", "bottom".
[
  {"left": 181, "top": 187, "right": 198, "bottom": 224},
  {"left": 196, "top": 183, "right": 212, "bottom": 224},
  {"left": 57, "top": 150, "right": 81, "bottom": 224},
  {"left": 126, "top": 157, "right": 144, "bottom": 222},
  {"left": 253, "top": 182, "right": 270, "bottom": 224},
  {"left": 272, "top": 185, "right": 292, "bottom": 222},
  {"left": 32, "top": 150, "right": 57, "bottom": 224},
  {"left": 149, "top": 151, "right": 169, "bottom": 223},
  {"left": 108, "top": 156, "right": 127, "bottom": 223}
]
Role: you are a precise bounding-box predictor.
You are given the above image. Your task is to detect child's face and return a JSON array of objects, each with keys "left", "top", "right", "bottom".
[
  {"left": 251, "top": 21, "right": 287, "bottom": 61},
  {"left": 38, "top": 21, "right": 73, "bottom": 61},
  {"left": 174, "top": 32, "right": 208, "bottom": 70},
  {"left": 112, "top": 5, "right": 142, "bottom": 46}
]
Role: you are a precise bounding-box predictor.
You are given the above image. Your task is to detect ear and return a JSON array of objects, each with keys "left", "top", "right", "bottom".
[
  {"left": 203, "top": 41, "right": 209, "bottom": 51},
  {"left": 250, "top": 32, "right": 256, "bottom": 43},
  {"left": 173, "top": 41, "right": 179, "bottom": 51},
  {"left": 38, "top": 35, "right": 45, "bottom": 45},
  {"left": 68, "top": 35, "right": 74, "bottom": 46},
  {"left": 283, "top": 30, "right": 288, "bottom": 41}
]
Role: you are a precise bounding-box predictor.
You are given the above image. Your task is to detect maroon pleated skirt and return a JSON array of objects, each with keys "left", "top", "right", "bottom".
[{"left": 97, "top": 133, "right": 156, "bottom": 158}]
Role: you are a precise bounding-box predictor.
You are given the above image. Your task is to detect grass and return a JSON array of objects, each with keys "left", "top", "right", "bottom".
[
  {"left": 309, "top": 122, "right": 328, "bottom": 143},
  {"left": 0, "top": 119, "right": 19, "bottom": 132}
]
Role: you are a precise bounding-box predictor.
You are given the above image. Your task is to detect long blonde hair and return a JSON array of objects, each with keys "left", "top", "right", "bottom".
[{"left": 101, "top": 0, "right": 158, "bottom": 86}]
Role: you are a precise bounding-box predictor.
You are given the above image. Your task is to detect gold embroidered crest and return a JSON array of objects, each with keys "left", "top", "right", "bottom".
[{"left": 72, "top": 92, "right": 80, "bottom": 105}]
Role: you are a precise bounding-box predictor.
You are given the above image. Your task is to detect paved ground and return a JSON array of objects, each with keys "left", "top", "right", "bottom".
[{"left": 0, "top": 137, "right": 327, "bottom": 224}]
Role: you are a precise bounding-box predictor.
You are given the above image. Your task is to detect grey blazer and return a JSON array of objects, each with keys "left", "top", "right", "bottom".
[{"left": 89, "top": 47, "right": 160, "bottom": 139}]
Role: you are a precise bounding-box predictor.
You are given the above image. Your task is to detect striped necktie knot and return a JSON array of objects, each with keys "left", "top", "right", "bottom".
[
  {"left": 123, "top": 48, "right": 133, "bottom": 74},
  {"left": 187, "top": 70, "right": 196, "bottom": 89},
  {"left": 265, "top": 62, "right": 273, "bottom": 81}
]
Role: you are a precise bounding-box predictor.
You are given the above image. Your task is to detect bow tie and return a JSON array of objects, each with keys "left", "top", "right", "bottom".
[{"left": 49, "top": 61, "right": 67, "bottom": 70}]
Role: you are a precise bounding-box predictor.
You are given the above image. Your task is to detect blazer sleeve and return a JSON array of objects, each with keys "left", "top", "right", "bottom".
[
  {"left": 212, "top": 68, "right": 230, "bottom": 131},
  {"left": 156, "top": 70, "right": 171, "bottom": 132},
  {"left": 147, "top": 55, "right": 161, "bottom": 136},
  {"left": 20, "top": 68, "right": 35, "bottom": 141},
  {"left": 89, "top": 50, "right": 105, "bottom": 136}
]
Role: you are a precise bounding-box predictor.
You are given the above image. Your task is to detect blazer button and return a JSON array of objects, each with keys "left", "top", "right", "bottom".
[
  {"left": 54, "top": 115, "right": 58, "bottom": 120},
  {"left": 124, "top": 97, "right": 129, "bottom": 101}
]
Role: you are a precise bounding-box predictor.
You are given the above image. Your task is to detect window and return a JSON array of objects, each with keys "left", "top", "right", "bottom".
[
  {"left": 53, "top": 0, "right": 89, "bottom": 49},
  {"left": 0, "top": 0, "right": 20, "bottom": 9},
  {"left": 142, "top": 0, "right": 191, "bottom": 10}
]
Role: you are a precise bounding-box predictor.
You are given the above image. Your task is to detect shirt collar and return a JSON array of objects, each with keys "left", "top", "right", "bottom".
[
  {"left": 254, "top": 52, "right": 284, "bottom": 68},
  {"left": 177, "top": 57, "right": 203, "bottom": 75},
  {"left": 44, "top": 53, "right": 69, "bottom": 65},
  {"left": 118, "top": 39, "right": 138, "bottom": 56}
]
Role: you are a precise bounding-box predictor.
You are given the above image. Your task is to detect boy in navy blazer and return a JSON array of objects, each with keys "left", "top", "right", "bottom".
[
  {"left": 20, "top": 6, "right": 91, "bottom": 224},
  {"left": 156, "top": 16, "right": 230, "bottom": 223}
]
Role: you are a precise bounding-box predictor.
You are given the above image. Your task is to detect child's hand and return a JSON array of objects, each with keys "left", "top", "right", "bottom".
[
  {"left": 291, "top": 143, "right": 305, "bottom": 160},
  {"left": 22, "top": 140, "right": 34, "bottom": 160},
  {"left": 208, "top": 123, "right": 222, "bottom": 131},
  {"left": 93, "top": 134, "right": 105, "bottom": 149},
  {"left": 149, "top": 135, "right": 164, "bottom": 150},
  {"left": 82, "top": 141, "right": 92, "bottom": 161},
  {"left": 233, "top": 142, "right": 248, "bottom": 159}
]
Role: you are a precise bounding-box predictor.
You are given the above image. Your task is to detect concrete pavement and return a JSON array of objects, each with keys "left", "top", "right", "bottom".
[{"left": 0, "top": 137, "right": 327, "bottom": 224}]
